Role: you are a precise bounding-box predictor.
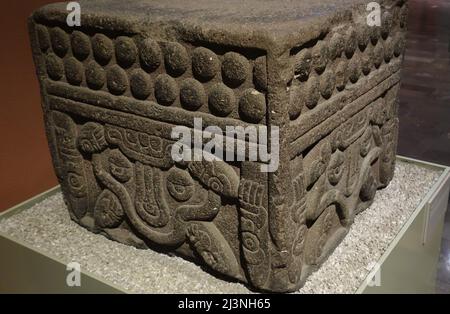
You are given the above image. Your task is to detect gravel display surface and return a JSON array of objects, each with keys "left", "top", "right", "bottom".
[{"left": 0, "top": 160, "right": 442, "bottom": 293}]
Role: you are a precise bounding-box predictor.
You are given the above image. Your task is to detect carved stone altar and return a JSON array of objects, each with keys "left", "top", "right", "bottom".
[{"left": 29, "top": 0, "right": 407, "bottom": 292}]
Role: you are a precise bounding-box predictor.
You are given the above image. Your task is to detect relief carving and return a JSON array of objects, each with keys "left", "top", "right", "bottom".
[
  {"left": 187, "top": 222, "right": 242, "bottom": 279},
  {"left": 105, "top": 125, "right": 174, "bottom": 169},
  {"left": 30, "top": 0, "right": 406, "bottom": 292},
  {"left": 50, "top": 111, "right": 89, "bottom": 219},
  {"left": 238, "top": 177, "right": 270, "bottom": 288}
]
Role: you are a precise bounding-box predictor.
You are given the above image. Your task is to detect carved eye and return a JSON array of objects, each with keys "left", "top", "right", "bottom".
[
  {"left": 67, "top": 172, "right": 86, "bottom": 197},
  {"left": 242, "top": 232, "right": 259, "bottom": 252},
  {"left": 208, "top": 177, "right": 224, "bottom": 195},
  {"left": 166, "top": 168, "right": 195, "bottom": 202}
]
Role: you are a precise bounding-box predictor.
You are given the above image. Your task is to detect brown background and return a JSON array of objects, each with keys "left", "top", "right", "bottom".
[{"left": 0, "top": 1, "right": 59, "bottom": 211}]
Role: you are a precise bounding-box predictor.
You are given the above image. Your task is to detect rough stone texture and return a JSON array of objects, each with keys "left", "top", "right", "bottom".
[
  {"left": 0, "top": 161, "right": 441, "bottom": 293},
  {"left": 28, "top": 0, "right": 408, "bottom": 292}
]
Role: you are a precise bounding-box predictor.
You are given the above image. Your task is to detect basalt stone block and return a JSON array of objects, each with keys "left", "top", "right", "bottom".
[{"left": 29, "top": 0, "right": 407, "bottom": 292}]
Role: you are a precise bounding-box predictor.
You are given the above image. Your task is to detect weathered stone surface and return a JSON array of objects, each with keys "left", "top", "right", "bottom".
[{"left": 29, "top": 0, "right": 407, "bottom": 292}]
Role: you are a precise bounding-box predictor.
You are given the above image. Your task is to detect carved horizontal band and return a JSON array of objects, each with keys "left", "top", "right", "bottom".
[
  {"left": 45, "top": 80, "right": 259, "bottom": 132},
  {"left": 290, "top": 71, "right": 401, "bottom": 158},
  {"left": 47, "top": 95, "right": 270, "bottom": 162},
  {"left": 289, "top": 60, "right": 402, "bottom": 141}
]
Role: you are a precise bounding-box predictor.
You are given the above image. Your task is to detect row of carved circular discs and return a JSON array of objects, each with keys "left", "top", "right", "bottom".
[
  {"left": 37, "top": 25, "right": 266, "bottom": 123},
  {"left": 292, "top": 5, "right": 407, "bottom": 81},
  {"left": 288, "top": 30, "right": 405, "bottom": 120},
  {"left": 45, "top": 53, "right": 265, "bottom": 123},
  {"left": 36, "top": 25, "right": 260, "bottom": 86}
]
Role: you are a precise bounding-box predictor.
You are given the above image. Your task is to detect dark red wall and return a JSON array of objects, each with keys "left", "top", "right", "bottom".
[{"left": 0, "top": 1, "right": 60, "bottom": 211}]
